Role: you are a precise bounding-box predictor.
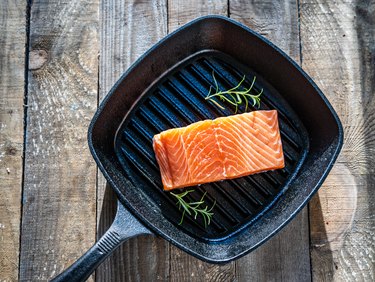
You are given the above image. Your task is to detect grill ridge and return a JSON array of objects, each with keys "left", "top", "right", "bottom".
[
  {"left": 115, "top": 52, "right": 307, "bottom": 241},
  {"left": 97, "top": 230, "right": 121, "bottom": 254},
  {"left": 210, "top": 183, "right": 252, "bottom": 217}
]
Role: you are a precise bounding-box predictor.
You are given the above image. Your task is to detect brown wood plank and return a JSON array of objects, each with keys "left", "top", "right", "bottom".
[
  {"left": 300, "top": 0, "right": 375, "bottom": 280},
  {"left": 0, "top": 1, "right": 27, "bottom": 281},
  {"left": 167, "top": 1, "right": 237, "bottom": 281},
  {"left": 230, "top": 1, "right": 311, "bottom": 281},
  {"left": 96, "top": 0, "right": 169, "bottom": 281},
  {"left": 19, "top": 0, "right": 99, "bottom": 280}
]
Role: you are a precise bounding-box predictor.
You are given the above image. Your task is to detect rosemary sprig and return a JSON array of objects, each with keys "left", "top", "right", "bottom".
[
  {"left": 205, "top": 71, "right": 263, "bottom": 112},
  {"left": 170, "top": 190, "right": 215, "bottom": 228}
]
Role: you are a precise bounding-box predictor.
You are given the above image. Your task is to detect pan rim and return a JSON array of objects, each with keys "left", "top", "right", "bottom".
[{"left": 87, "top": 15, "right": 344, "bottom": 263}]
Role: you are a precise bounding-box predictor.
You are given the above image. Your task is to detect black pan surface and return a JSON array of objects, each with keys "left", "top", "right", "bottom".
[
  {"left": 114, "top": 50, "right": 309, "bottom": 242},
  {"left": 88, "top": 16, "right": 343, "bottom": 262}
]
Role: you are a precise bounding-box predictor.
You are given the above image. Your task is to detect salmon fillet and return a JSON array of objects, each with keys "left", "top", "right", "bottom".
[{"left": 153, "top": 110, "right": 284, "bottom": 191}]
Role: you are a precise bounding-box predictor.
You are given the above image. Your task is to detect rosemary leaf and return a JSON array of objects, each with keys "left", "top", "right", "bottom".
[
  {"left": 205, "top": 71, "right": 263, "bottom": 112},
  {"left": 170, "top": 190, "right": 215, "bottom": 228}
]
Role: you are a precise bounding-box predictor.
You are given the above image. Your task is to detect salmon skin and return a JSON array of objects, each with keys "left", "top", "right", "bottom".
[{"left": 153, "top": 110, "right": 285, "bottom": 191}]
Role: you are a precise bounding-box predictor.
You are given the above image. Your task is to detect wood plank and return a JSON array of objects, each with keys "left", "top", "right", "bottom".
[
  {"left": 230, "top": 1, "right": 311, "bottom": 281},
  {"left": 96, "top": 185, "right": 170, "bottom": 282},
  {"left": 0, "top": 1, "right": 27, "bottom": 281},
  {"left": 19, "top": 0, "right": 99, "bottom": 280},
  {"left": 300, "top": 0, "right": 375, "bottom": 280},
  {"left": 168, "top": 0, "right": 228, "bottom": 32},
  {"left": 96, "top": 0, "right": 169, "bottom": 281},
  {"left": 230, "top": 0, "right": 300, "bottom": 60},
  {"left": 170, "top": 249, "right": 235, "bottom": 282},
  {"left": 167, "top": 1, "right": 237, "bottom": 281}
]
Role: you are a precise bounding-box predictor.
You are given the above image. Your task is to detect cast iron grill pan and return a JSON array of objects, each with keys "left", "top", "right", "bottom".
[
  {"left": 52, "top": 16, "right": 342, "bottom": 282},
  {"left": 114, "top": 51, "right": 309, "bottom": 242}
]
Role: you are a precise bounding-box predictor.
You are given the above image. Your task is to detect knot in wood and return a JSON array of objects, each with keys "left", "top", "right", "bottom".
[
  {"left": 29, "top": 49, "right": 48, "bottom": 70},
  {"left": 6, "top": 146, "right": 17, "bottom": 156}
]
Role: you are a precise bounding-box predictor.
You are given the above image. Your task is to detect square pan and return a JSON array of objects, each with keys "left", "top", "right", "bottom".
[{"left": 88, "top": 16, "right": 343, "bottom": 262}]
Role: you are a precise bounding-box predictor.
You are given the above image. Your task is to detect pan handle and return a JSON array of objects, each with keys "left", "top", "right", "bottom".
[{"left": 51, "top": 201, "right": 152, "bottom": 282}]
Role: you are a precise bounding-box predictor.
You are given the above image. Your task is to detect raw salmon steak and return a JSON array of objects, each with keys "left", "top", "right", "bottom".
[{"left": 153, "top": 110, "right": 284, "bottom": 191}]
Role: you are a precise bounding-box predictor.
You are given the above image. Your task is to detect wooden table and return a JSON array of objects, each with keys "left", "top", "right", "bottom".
[{"left": 1, "top": 0, "right": 374, "bottom": 281}]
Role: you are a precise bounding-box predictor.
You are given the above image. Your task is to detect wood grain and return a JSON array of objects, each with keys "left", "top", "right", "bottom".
[
  {"left": 96, "top": 185, "right": 170, "bottom": 282},
  {"left": 96, "top": 0, "right": 169, "bottom": 281},
  {"left": 169, "top": 246, "right": 235, "bottom": 282},
  {"left": 19, "top": 0, "right": 99, "bottom": 280},
  {"left": 230, "top": 0, "right": 300, "bottom": 60},
  {"left": 0, "top": 1, "right": 26, "bottom": 281},
  {"left": 166, "top": 1, "right": 237, "bottom": 282},
  {"left": 168, "top": 0, "right": 228, "bottom": 32},
  {"left": 300, "top": 0, "right": 375, "bottom": 280},
  {"left": 6, "top": 0, "right": 372, "bottom": 280},
  {"left": 230, "top": 1, "right": 311, "bottom": 281}
]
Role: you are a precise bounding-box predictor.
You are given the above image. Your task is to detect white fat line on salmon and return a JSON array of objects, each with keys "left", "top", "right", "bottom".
[
  {"left": 213, "top": 120, "right": 227, "bottom": 177},
  {"left": 180, "top": 127, "right": 192, "bottom": 184}
]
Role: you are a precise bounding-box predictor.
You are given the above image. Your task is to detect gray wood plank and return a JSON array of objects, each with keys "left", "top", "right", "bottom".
[
  {"left": 96, "top": 0, "right": 169, "bottom": 281},
  {"left": 230, "top": 0, "right": 300, "bottom": 60},
  {"left": 230, "top": 1, "right": 311, "bottom": 281},
  {"left": 168, "top": 0, "right": 228, "bottom": 32},
  {"left": 167, "top": 1, "right": 237, "bottom": 282},
  {"left": 170, "top": 245, "right": 235, "bottom": 282},
  {"left": 300, "top": 0, "right": 375, "bottom": 280},
  {"left": 96, "top": 185, "right": 169, "bottom": 282},
  {"left": 234, "top": 211, "right": 310, "bottom": 282},
  {"left": 0, "top": 1, "right": 27, "bottom": 281},
  {"left": 19, "top": 0, "right": 99, "bottom": 280}
]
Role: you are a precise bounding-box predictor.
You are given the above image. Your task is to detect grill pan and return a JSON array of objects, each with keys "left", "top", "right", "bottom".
[{"left": 53, "top": 16, "right": 343, "bottom": 281}]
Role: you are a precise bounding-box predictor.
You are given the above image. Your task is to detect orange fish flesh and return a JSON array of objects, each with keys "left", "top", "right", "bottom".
[{"left": 153, "top": 110, "right": 284, "bottom": 191}]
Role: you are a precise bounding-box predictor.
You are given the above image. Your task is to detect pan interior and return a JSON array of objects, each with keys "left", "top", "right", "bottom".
[{"left": 114, "top": 50, "right": 309, "bottom": 242}]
